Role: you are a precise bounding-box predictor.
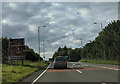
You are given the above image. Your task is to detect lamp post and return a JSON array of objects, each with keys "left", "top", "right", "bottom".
[
  {"left": 38, "top": 25, "right": 46, "bottom": 61},
  {"left": 94, "top": 22, "right": 106, "bottom": 61},
  {"left": 43, "top": 40, "right": 49, "bottom": 60},
  {"left": 38, "top": 27, "right": 40, "bottom": 61},
  {"left": 80, "top": 39, "right": 82, "bottom": 48},
  {"left": 94, "top": 22, "right": 103, "bottom": 30}
]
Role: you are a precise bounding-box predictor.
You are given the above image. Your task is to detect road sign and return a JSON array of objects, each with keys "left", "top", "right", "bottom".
[
  {"left": 8, "top": 56, "right": 25, "bottom": 60},
  {"left": 9, "top": 38, "right": 24, "bottom": 46},
  {"left": 8, "top": 46, "right": 25, "bottom": 56},
  {"left": 8, "top": 38, "right": 25, "bottom": 61}
]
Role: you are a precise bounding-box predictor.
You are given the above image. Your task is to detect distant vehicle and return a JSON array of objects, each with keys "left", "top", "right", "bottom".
[
  {"left": 49, "top": 58, "right": 53, "bottom": 62},
  {"left": 53, "top": 56, "right": 67, "bottom": 69}
]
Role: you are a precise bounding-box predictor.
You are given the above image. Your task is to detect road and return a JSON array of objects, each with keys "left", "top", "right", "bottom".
[{"left": 20, "top": 62, "right": 120, "bottom": 84}]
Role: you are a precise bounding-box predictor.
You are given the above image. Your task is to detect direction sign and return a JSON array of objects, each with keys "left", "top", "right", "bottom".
[
  {"left": 8, "top": 46, "right": 25, "bottom": 56},
  {"left": 8, "top": 56, "right": 25, "bottom": 60},
  {"left": 9, "top": 38, "right": 24, "bottom": 46},
  {"left": 8, "top": 38, "right": 25, "bottom": 61}
]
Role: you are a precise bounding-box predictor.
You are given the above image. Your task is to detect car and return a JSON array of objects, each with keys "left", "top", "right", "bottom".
[{"left": 53, "top": 56, "right": 67, "bottom": 69}]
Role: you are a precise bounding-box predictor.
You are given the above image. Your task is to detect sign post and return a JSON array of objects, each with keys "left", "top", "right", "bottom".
[{"left": 8, "top": 38, "right": 25, "bottom": 65}]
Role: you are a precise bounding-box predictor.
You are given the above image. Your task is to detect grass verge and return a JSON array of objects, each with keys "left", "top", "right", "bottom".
[
  {"left": 80, "top": 59, "right": 120, "bottom": 65},
  {"left": 2, "top": 60, "right": 49, "bottom": 84}
]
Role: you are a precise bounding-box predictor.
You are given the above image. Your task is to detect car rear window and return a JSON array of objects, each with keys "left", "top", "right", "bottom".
[{"left": 55, "top": 57, "right": 65, "bottom": 61}]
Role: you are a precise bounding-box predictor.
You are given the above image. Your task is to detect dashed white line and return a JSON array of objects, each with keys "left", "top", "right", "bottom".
[
  {"left": 31, "top": 64, "right": 51, "bottom": 84},
  {"left": 76, "top": 70, "right": 82, "bottom": 74}
]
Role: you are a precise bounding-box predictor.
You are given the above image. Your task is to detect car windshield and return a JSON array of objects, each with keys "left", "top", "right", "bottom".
[{"left": 55, "top": 57, "right": 65, "bottom": 61}]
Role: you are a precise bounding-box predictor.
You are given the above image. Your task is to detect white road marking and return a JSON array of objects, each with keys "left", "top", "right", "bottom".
[
  {"left": 90, "top": 65, "right": 120, "bottom": 71},
  {"left": 73, "top": 64, "right": 75, "bottom": 66},
  {"left": 102, "top": 83, "right": 107, "bottom": 84},
  {"left": 81, "top": 65, "right": 84, "bottom": 66},
  {"left": 76, "top": 70, "right": 82, "bottom": 74},
  {"left": 85, "top": 65, "right": 88, "bottom": 66},
  {"left": 31, "top": 64, "right": 51, "bottom": 84},
  {"left": 101, "top": 67, "right": 120, "bottom": 71}
]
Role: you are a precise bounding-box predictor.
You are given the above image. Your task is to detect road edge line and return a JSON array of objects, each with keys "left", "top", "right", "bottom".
[
  {"left": 90, "top": 65, "right": 120, "bottom": 71},
  {"left": 31, "top": 63, "right": 51, "bottom": 84},
  {"left": 101, "top": 67, "right": 120, "bottom": 71},
  {"left": 76, "top": 70, "right": 82, "bottom": 74}
]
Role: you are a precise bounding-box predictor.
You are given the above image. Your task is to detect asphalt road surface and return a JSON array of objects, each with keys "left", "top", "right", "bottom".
[{"left": 20, "top": 62, "right": 120, "bottom": 84}]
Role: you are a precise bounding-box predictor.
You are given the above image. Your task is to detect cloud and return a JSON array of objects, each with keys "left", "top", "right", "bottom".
[
  {"left": 2, "top": 2, "right": 118, "bottom": 60},
  {"left": 9, "top": 3, "right": 16, "bottom": 8}
]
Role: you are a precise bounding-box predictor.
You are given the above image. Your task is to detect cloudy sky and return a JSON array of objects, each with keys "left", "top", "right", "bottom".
[{"left": 2, "top": 2, "right": 118, "bottom": 60}]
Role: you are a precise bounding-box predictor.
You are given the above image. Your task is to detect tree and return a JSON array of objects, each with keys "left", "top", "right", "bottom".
[
  {"left": 2, "top": 37, "right": 9, "bottom": 63},
  {"left": 25, "top": 47, "right": 43, "bottom": 61},
  {"left": 81, "top": 20, "right": 120, "bottom": 61}
]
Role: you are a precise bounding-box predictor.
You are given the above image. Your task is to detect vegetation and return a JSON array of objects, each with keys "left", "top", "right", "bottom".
[
  {"left": 2, "top": 37, "right": 9, "bottom": 63},
  {"left": 52, "top": 46, "right": 81, "bottom": 61},
  {"left": 80, "top": 59, "right": 119, "bottom": 65},
  {"left": 52, "top": 46, "right": 82, "bottom": 61},
  {"left": 25, "top": 46, "right": 43, "bottom": 61},
  {"left": 81, "top": 20, "right": 120, "bottom": 61},
  {"left": 2, "top": 60, "right": 49, "bottom": 84},
  {"left": 52, "top": 20, "right": 120, "bottom": 64}
]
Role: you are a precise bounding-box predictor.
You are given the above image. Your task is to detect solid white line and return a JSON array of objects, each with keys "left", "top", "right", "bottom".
[
  {"left": 90, "top": 65, "right": 120, "bottom": 71},
  {"left": 31, "top": 64, "right": 51, "bottom": 84},
  {"left": 101, "top": 67, "right": 120, "bottom": 71},
  {"left": 76, "top": 70, "right": 82, "bottom": 74}
]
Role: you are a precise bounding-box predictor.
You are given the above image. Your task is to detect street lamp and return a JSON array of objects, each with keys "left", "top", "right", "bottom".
[
  {"left": 94, "top": 22, "right": 106, "bottom": 61},
  {"left": 80, "top": 39, "right": 82, "bottom": 48},
  {"left": 38, "top": 25, "right": 46, "bottom": 61},
  {"left": 43, "top": 40, "right": 49, "bottom": 60},
  {"left": 94, "top": 22, "right": 103, "bottom": 30}
]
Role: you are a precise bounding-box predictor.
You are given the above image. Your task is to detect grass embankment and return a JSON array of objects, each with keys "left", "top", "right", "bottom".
[
  {"left": 2, "top": 60, "right": 49, "bottom": 84},
  {"left": 80, "top": 59, "right": 120, "bottom": 65}
]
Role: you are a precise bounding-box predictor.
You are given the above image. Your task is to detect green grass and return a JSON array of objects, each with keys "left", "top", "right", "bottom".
[
  {"left": 80, "top": 59, "right": 120, "bottom": 65},
  {"left": 2, "top": 60, "right": 49, "bottom": 84}
]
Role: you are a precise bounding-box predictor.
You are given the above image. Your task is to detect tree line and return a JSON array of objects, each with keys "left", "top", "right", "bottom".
[
  {"left": 52, "top": 46, "right": 82, "bottom": 61},
  {"left": 52, "top": 20, "right": 120, "bottom": 61},
  {"left": 1, "top": 37, "right": 43, "bottom": 63}
]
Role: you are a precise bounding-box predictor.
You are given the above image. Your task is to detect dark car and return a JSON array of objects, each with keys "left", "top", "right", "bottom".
[{"left": 53, "top": 56, "right": 67, "bottom": 69}]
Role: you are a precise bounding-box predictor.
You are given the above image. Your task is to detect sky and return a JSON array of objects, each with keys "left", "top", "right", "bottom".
[{"left": 2, "top": 2, "right": 118, "bottom": 60}]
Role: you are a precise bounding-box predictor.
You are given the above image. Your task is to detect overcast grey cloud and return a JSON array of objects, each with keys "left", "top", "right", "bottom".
[{"left": 2, "top": 2, "right": 118, "bottom": 60}]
